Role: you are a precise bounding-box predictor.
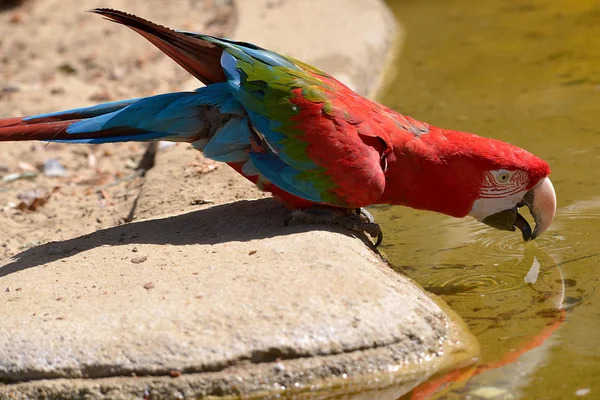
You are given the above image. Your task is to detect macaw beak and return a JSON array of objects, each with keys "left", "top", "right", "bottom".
[{"left": 482, "top": 177, "right": 556, "bottom": 241}]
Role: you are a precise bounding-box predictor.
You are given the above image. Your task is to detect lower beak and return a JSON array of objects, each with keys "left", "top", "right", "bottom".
[{"left": 482, "top": 177, "right": 557, "bottom": 241}]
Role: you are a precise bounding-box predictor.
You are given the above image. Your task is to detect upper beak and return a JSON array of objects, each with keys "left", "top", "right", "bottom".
[{"left": 482, "top": 177, "right": 556, "bottom": 241}]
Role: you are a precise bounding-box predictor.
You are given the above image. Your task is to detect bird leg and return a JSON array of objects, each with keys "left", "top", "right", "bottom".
[{"left": 284, "top": 206, "right": 383, "bottom": 248}]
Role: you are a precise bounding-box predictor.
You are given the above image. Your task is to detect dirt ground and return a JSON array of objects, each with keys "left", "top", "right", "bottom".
[{"left": 0, "top": 0, "right": 251, "bottom": 261}]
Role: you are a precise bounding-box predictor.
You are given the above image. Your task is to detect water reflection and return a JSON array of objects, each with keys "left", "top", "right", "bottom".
[{"left": 390, "top": 229, "right": 567, "bottom": 399}]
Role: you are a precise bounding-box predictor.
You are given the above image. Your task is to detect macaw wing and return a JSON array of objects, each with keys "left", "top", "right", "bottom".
[
  {"left": 188, "top": 35, "right": 387, "bottom": 208},
  {"left": 79, "top": 10, "right": 385, "bottom": 207}
]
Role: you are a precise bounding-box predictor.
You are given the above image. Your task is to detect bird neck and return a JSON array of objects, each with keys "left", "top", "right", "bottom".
[{"left": 378, "top": 126, "right": 485, "bottom": 218}]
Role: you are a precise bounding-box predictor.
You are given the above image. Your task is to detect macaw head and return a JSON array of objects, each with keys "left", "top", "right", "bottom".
[
  {"left": 384, "top": 127, "right": 556, "bottom": 240},
  {"left": 466, "top": 162, "right": 555, "bottom": 241},
  {"left": 455, "top": 131, "right": 555, "bottom": 241}
]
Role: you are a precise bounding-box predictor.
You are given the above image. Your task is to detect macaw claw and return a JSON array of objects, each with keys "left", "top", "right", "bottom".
[{"left": 284, "top": 207, "right": 383, "bottom": 248}]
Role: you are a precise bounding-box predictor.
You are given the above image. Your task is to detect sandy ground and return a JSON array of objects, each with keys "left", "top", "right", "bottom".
[{"left": 0, "top": 0, "right": 240, "bottom": 260}]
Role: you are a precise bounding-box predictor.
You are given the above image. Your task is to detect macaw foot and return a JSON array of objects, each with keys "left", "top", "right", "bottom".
[{"left": 284, "top": 206, "right": 383, "bottom": 248}]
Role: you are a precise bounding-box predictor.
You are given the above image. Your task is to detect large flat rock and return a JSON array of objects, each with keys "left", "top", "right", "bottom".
[
  {"left": 0, "top": 201, "right": 447, "bottom": 379},
  {"left": 0, "top": 0, "right": 478, "bottom": 398}
]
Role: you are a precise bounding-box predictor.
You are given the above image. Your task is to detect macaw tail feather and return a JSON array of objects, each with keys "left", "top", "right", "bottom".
[
  {"left": 0, "top": 84, "right": 251, "bottom": 161},
  {"left": 0, "top": 97, "right": 171, "bottom": 144},
  {"left": 0, "top": 118, "right": 79, "bottom": 141},
  {"left": 0, "top": 118, "right": 152, "bottom": 143},
  {"left": 0, "top": 98, "right": 143, "bottom": 142},
  {"left": 90, "top": 8, "right": 226, "bottom": 85}
]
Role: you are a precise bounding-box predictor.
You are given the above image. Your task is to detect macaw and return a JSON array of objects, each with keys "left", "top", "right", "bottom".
[{"left": 0, "top": 9, "right": 556, "bottom": 247}]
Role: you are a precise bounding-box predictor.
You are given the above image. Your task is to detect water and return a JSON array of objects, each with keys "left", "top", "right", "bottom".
[{"left": 374, "top": 0, "right": 600, "bottom": 398}]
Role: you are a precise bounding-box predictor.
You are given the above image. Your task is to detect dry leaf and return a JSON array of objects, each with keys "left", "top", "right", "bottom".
[{"left": 16, "top": 188, "right": 52, "bottom": 211}]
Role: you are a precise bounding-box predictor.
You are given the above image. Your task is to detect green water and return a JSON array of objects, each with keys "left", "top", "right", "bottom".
[{"left": 375, "top": 0, "right": 600, "bottom": 398}]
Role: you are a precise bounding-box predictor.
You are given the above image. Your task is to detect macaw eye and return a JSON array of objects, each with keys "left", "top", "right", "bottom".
[{"left": 497, "top": 172, "right": 510, "bottom": 183}]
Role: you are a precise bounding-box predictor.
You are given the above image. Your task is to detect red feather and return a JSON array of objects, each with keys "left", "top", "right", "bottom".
[{"left": 90, "top": 9, "right": 226, "bottom": 85}]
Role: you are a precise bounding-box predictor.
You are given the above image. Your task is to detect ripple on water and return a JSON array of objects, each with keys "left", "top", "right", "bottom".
[
  {"left": 422, "top": 219, "right": 567, "bottom": 297},
  {"left": 468, "top": 228, "right": 527, "bottom": 259},
  {"left": 560, "top": 198, "right": 600, "bottom": 220},
  {"left": 424, "top": 270, "right": 525, "bottom": 296},
  {"left": 452, "top": 219, "right": 570, "bottom": 261}
]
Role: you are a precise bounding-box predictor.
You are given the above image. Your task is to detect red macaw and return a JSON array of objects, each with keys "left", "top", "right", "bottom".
[{"left": 0, "top": 9, "right": 556, "bottom": 247}]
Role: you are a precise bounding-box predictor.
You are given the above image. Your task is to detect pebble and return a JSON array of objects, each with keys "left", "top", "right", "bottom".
[
  {"left": 131, "top": 256, "right": 148, "bottom": 264},
  {"left": 43, "top": 159, "right": 67, "bottom": 177}
]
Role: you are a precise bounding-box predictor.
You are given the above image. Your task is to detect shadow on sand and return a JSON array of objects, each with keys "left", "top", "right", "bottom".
[
  {"left": 0, "top": 0, "right": 25, "bottom": 12},
  {"left": 0, "top": 198, "right": 358, "bottom": 278}
]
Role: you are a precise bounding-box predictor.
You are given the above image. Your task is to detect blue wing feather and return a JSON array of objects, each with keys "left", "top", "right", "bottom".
[
  {"left": 24, "top": 98, "right": 141, "bottom": 122},
  {"left": 249, "top": 153, "right": 323, "bottom": 203},
  {"left": 56, "top": 132, "right": 168, "bottom": 144},
  {"left": 201, "top": 117, "right": 251, "bottom": 162}
]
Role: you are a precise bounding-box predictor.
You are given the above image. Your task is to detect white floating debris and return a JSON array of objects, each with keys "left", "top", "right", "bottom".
[
  {"left": 469, "top": 386, "right": 514, "bottom": 399},
  {"left": 576, "top": 388, "right": 591, "bottom": 397},
  {"left": 43, "top": 159, "right": 67, "bottom": 177},
  {"left": 524, "top": 256, "right": 541, "bottom": 284}
]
